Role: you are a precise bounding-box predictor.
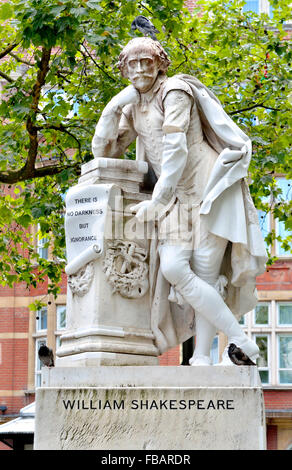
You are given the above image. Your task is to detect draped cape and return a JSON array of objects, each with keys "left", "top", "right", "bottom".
[{"left": 139, "top": 74, "right": 268, "bottom": 355}]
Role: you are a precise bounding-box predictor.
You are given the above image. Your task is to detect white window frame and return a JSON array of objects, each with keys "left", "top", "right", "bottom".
[
  {"left": 277, "top": 303, "right": 292, "bottom": 327},
  {"left": 56, "top": 334, "right": 62, "bottom": 351},
  {"left": 239, "top": 313, "right": 247, "bottom": 326},
  {"left": 36, "top": 224, "right": 49, "bottom": 260},
  {"left": 277, "top": 333, "right": 292, "bottom": 385},
  {"left": 253, "top": 332, "right": 271, "bottom": 385},
  {"left": 55, "top": 304, "right": 66, "bottom": 351},
  {"left": 242, "top": 301, "right": 292, "bottom": 386},
  {"left": 56, "top": 305, "right": 66, "bottom": 330},
  {"left": 36, "top": 307, "right": 48, "bottom": 332},
  {"left": 35, "top": 338, "right": 47, "bottom": 388},
  {"left": 253, "top": 302, "right": 271, "bottom": 327}
]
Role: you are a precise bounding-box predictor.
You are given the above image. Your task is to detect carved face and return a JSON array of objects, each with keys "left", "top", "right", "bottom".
[{"left": 126, "top": 52, "right": 160, "bottom": 93}]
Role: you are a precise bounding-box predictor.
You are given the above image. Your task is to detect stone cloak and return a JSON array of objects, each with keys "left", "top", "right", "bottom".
[{"left": 147, "top": 74, "right": 268, "bottom": 355}]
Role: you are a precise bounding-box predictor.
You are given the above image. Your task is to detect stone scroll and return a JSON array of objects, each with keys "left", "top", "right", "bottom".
[{"left": 65, "top": 183, "right": 121, "bottom": 276}]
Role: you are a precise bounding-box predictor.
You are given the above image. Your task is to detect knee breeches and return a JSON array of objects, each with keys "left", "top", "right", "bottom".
[{"left": 159, "top": 232, "right": 228, "bottom": 287}]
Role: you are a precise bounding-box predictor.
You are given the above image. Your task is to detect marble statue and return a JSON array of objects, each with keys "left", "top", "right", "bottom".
[{"left": 91, "top": 37, "right": 267, "bottom": 366}]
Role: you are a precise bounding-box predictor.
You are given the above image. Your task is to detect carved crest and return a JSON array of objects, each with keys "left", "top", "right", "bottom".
[
  {"left": 68, "top": 261, "right": 94, "bottom": 297},
  {"left": 102, "top": 240, "right": 149, "bottom": 298}
]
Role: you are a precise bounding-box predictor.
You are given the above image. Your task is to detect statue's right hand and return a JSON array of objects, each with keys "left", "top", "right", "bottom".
[{"left": 105, "top": 86, "right": 140, "bottom": 112}]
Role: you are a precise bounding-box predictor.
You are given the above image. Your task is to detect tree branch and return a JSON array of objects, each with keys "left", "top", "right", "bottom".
[
  {"left": 0, "top": 47, "right": 52, "bottom": 184},
  {"left": 81, "top": 43, "right": 116, "bottom": 82},
  {"left": 0, "top": 162, "right": 80, "bottom": 184},
  {"left": 0, "top": 42, "right": 19, "bottom": 60},
  {"left": 39, "top": 123, "right": 82, "bottom": 154},
  {"left": 172, "top": 38, "right": 189, "bottom": 72},
  {"left": 8, "top": 51, "right": 34, "bottom": 66},
  {"left": 0, "top": 69, "right": 14, "bottom": 83},
  {"left": 56, "top": 70, "right": 71, "bottom": 83},
  {"left": 138, "top": 2, "right": 155, "bottom": 17},
  {"left": 25, "top": 47, "right": 52, "bottom": 174},
  {"left": 230, "top": 103, "right": 281, "bottom": 115}
]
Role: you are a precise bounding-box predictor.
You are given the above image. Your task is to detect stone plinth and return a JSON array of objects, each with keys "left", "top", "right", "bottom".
[
  {"left": 34, "top": 366, "right": 266, "bottom": 450},
  {"left": 57, "top": 158, "right": 159, "bottom": 367}
]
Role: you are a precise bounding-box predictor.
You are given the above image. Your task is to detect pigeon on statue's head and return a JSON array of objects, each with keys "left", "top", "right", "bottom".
[
  {"left": 131, "top": 16, "right": 160, "bottom": 41},
  {"left": 38, "top": 345, "right": 55, "bottom": 367}
]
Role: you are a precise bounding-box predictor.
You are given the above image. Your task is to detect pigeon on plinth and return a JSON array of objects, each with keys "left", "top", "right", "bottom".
[
  {"left": 131, "top": 16, "right": 160, "bottom": 41},
  {"left": 228, "top": 343, "right": 256, "bottom": 366},
  {"left": 38, "top": 345, "right": 55, "bottom": 367}
]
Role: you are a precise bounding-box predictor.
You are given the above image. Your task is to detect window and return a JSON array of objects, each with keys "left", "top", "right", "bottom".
[
  {"left": 36, "top": 224, "right": 49, "bottom": 260},
  {"left": 56, "top": 305, "right": 66, "bottom": 330},
  {"left": 278, "top": 303, "right": 292, "bottom": 326},
  {"left": 36, "top": 307, "right": 47, "bottom": 331},
  {"left": 56, "top": 335, "right": 61, "bottom": 350},
  {"left": 35, "top": 338, "right": 46, "bottom": 388},
  {"left": 239, "top": 313, "right": 247, "bottom": 325},
  {"left": 254, "top": 303, "right": 270, "bottom": 326},
  {"left": 56, "top": 305, "right": 66, "bottom": 351},
  {"left": 255, "top": 178, "right": 292, "bottom": 258},
  {"left": 34, "top": 306, "right": 48, "bottom": 388},
  {"left": 278, "top": 335, "right": 292, "bottom": 384},
  {"left": 254, "top": 334, "right": 270, "bottom": 384},
  {"left": 242, "top": 301, "right": 292, "bottom": 386}
]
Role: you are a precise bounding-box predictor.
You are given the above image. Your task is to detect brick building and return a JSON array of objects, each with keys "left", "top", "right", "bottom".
[
  {"left": 0, "top": 0, "right": 291, "bottom": 452},
  {"left": 0, "top": 212, "right": 291, "bottom": 450}
]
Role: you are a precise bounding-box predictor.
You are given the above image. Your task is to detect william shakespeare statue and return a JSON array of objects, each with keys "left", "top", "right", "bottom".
[{"left": 91, "top": 37, "right": 267, "bottom": 366}]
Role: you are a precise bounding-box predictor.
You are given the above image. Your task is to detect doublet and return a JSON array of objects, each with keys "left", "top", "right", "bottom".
[
  {"left": 119, "top": 74, "right": 218, "bottom": 207},
  {"left": 92, "top": 74, "right": 220, "bottom": 247}
]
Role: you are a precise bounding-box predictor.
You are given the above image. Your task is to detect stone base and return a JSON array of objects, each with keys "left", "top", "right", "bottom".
[
  {"left": 34, "top": 366, "right": 266, "bottom": 450},
  {"left": 56, "top": 351, "right": 158, "bottom": 367}
]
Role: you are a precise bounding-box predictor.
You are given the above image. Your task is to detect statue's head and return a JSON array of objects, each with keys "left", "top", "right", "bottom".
[{"left": 118, "top": 37, "right": 170, "bottom": 93}]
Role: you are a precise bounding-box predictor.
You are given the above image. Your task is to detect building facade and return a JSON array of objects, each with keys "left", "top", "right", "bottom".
[{"left": 0, "top": 215, "right": 291, "bottom": 450}]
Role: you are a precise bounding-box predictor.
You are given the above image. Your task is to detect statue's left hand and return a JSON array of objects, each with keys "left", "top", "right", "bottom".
[{"left": 130, "top": 200, "right": 159, "bottom": 222}]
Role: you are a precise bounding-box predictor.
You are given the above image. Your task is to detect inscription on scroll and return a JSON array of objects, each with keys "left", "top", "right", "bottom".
[{"left": 65, "top": 184, "right": 120, "bottom": 275}]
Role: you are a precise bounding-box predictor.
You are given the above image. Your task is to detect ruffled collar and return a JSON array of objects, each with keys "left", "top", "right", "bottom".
[{"left": 139, "top": 74, "right": 167, "bottom": 111}]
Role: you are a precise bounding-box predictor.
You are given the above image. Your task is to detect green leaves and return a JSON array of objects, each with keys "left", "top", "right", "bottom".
[
  {"left": 0, "top": 0, "right": 291, "bottom": 294},
  {"left": 0, "top": 2, "right": 14, "bottom": 20}
]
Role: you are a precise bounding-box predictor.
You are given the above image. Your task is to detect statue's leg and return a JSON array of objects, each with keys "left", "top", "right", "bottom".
[
  {"left": 159, "top": 241, "right": 259, "bottom": 365},
  {"left": 189, "top": 232, "right": 228, "bottom": 365},
  {"left": 189, "top": 314, "right": 216, "bottom": 365},
  {"left": 158, "top": 244, "right": 192, "bottom": 286}
]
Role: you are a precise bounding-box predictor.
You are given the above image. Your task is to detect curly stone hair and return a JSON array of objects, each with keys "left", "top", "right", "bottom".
[{"left": 118, "top": 37, "right": 171, "bottom": 78}]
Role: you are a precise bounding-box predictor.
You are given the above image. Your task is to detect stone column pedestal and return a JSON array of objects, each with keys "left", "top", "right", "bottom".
[
  {"left": 56, "top": 158, "right": 159, "bottom": 367},
  {"left": 34, "top": 366, "right": 266, "bottom": 450}
]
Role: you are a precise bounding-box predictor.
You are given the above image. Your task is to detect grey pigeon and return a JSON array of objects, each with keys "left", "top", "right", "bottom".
[
  {"left": 38, "top": 345, "right": 54, "bottom": 367},
  {"left": 228, "top": 343, "right": 256, "bottom": 366},
  {"left": 131, "top": 16, "right": 160, "bottom": 41}
]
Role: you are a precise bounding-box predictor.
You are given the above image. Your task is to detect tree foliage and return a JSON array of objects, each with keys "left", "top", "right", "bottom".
[{"left": 0, "top": 0, "right": 291, "bottom": 297}]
